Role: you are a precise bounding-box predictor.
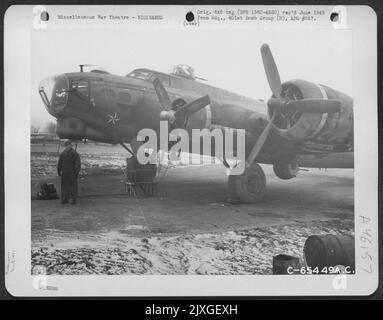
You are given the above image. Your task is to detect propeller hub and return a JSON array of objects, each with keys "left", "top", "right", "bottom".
[
  {"left": 267, "top": 98, "right": 285, "bottom": 113},
  {"left": 160, "top": 110, "right": 176, "bottom": 123},
  {"left": 153, "top": 77, "right": 210, "bottom": 127}
]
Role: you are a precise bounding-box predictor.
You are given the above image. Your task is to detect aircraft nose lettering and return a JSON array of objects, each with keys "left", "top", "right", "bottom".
[{"left": 39, "top": 74, "right": 69, "bottom": 117}]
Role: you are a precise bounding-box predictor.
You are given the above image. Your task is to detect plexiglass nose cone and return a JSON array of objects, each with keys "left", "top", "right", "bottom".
[{"left": 39, "top": 74, "right": 69, "bottom": 117}]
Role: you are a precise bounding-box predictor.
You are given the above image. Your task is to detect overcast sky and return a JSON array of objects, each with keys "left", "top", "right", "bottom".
[{"left": 31, "top": 27, "right": 352, "bottom": 127}]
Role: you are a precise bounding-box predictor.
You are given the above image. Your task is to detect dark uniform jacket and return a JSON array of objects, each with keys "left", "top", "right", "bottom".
[{"left": 57, "top": 148, "right": 81, "bottom": 175}]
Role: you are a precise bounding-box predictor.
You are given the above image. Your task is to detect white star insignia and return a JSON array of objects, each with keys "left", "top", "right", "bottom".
[{"left": 106, "top": 112, "right": 120, "bottom": 125}]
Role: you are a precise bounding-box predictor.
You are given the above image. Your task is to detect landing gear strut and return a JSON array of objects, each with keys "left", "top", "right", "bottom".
[{"left": 228, "top": 163, "right": 266, "bottom": 203}]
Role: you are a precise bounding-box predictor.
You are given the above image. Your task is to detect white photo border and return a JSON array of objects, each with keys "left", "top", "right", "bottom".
[{"left": 4, "top": 5, "right": 378, "bottom": 296}]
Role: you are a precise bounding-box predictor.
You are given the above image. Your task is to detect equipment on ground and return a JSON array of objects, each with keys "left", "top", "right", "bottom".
[{"left": 37, "top": 182, "right": 59, "bottom": 200}]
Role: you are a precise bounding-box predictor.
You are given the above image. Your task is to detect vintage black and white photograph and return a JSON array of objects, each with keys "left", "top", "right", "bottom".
[{"left": 4, "top": 5, "right": 378, "bottom": 296}]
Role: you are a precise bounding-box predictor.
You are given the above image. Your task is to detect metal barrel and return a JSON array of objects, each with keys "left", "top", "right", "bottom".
[
  {"left": 272, "top": 254, "right": 301, "bottom": 275},
  {"left": 304, "top": 235, "right": 355, "bottom": 272}
]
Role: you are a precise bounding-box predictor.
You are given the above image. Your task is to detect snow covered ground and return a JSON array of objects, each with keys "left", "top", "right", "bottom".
[{"left": 32, "top": 219, "right": 353, "bottom": 275}]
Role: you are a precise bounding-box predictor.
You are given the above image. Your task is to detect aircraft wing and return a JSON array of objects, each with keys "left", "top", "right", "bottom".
[
  {"left": 207, "top": 102, "right": 301, "bottom": 164},
  {"left": 205, "top": 98, "right": 352, "bottom": 165}
]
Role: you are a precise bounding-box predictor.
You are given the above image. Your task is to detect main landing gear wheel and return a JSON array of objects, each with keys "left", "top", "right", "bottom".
[
  {"left": 228, "top": 163, "right": 266, "bottom": 203},
  {"left": 273, "top": 162, "right": 299, "bottom": 180}
]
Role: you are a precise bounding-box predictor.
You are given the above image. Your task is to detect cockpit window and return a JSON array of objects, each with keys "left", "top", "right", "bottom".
[
  {"left": 126, "top": 70, "right": 152, "bottom": 80},
  {"left": 71, "top": 80, "right": 89, "bottom": 100}
]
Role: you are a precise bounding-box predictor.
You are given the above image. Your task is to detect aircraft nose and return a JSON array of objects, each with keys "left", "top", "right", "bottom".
[{"left": 38, "top": 74, "right": 69, "bottom": 117}]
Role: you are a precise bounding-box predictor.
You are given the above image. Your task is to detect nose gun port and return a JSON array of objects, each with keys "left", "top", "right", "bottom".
[{"left": 39, "top": 74, "right": 69, "bottom": 118}]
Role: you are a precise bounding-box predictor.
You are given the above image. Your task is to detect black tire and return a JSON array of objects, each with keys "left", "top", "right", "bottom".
[
  {"left": 228, "top": 163, "right": 266, "bottom": 203},
  {"left": 273, "top": 162, "right": 299, "bottom": 180}
]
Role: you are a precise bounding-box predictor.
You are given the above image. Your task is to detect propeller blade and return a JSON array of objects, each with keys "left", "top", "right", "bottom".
[
  {"left": 246, "top": 112, "right": 276, "bottom": 166},
  {"left": 153, "top": 78, "right": 172, "bottom": 111},
  {"left": 261, "top": 44, "right": 282, "bottom": 98},
  {"left": 175, "top": 95, "right": 210, "bottom": 118},
  {"left": 284, "top": 99, "right": 341, "bottom": 114}
]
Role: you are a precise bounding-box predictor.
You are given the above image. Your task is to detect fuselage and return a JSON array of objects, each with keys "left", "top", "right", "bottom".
[
  {"left": 39, "top": 67, "right": 353, "bottom": 168},
  {"left": 40, "top": 68, "right": 266, "bottom": 132},
  {"left": 39, "top": 68, "right": 269, "bottom": 157}
]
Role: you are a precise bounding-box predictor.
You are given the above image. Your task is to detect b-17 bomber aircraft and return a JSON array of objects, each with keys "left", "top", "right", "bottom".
[{"left": 38, "top": 44, "right": 353, "bottom": 203}]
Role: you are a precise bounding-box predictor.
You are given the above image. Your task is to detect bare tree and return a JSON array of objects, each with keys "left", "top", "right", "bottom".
[
  {"left": 31, "top": 125, "right": 40, "bottom": 134},
  {"left": 44, "top": 121, "right": 57, "bottom": 134}
]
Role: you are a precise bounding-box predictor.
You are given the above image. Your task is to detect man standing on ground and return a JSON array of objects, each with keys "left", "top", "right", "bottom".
[{"left": 57, "top": 140, "right": 81, "bottom": 204}]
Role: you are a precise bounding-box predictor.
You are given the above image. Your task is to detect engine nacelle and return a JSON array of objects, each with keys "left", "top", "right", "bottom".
[{"left": 271, "top": 80, "right": 353, "bottom": 152}]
